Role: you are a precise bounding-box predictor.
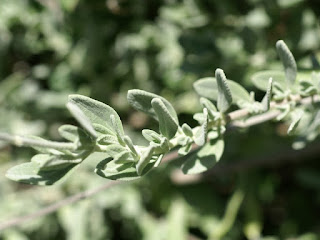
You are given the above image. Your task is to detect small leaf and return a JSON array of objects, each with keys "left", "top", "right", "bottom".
[
  {"left": 113, "top": 151, "right": 135, "bottom": 164},
  {"left": 182, "top": 138, "right": 224, "bottom": 174},
  {"left": 287, "top": 111, "right": 303, "bottom": 135},
  {"left": 151, "top": 98, "right": 179, "bottom": 139},
  {"left": 181, "top": 123, "right": 193, "bottom": 137},
  {"left": 6, "top": 162, "right": 76, "bottom": 185},
  {"left": 95, "top": 157, "right": 155, "bottom": 181},
  {"left": 66, "top": 102, "right": 97, "bottom": 138},
  {"left": 154, "top": 154, "right": 164, "bottom": 167},
  {"left": 261, "top": 78, "right": 273, "bottom": 111},
  {"left": 178, "top": 143, "right": 193, "bottom": 156},
  {"left": 136, "top": 146, "right": 155, "bottom": 175},
  {"left": 194, "top": 78, "right": 251, "bottom": 105},
  {"left": 123, "top": 135, "right": 138, "bottom": 156},
  {"left": 110, "top": 114, "right": 124, "bottom": 145},
  {"left": 142, "top": 129, "right": 162, "bottom": 143},
  {"left": 276, "top": 40, "right": 297, "bottom": 86},
  {"left": 58, "top": 125, "right": 93, "bottom": 148},
  {"left": 194, "top": 108, "right": 208, "bottom": 146},
  {"left": 127, "top": 89, "right": 178, "bottom": 122},
  {"left": 68, "top": 95, "right": 124, "bottom": 137},
  {"left": 216, "top": 69, "right": 232, "bottom": 112}
]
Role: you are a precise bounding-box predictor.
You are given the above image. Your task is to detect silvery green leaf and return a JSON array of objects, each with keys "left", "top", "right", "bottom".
[
  {"left": 92, "top": 123, "right": 115, "bottom": 136},
  {"left": 136, "top": 145, "right": 155, "bottom": 175},
  {"left": 127, "top": 89, "right": 178, "bottom": 122},
  {"left": 6, "top": 162, "right": 76, "bottom": 185},
  {"left": 66, "top": 102, "right": 97, "bottom": 138},
  {"left": 123, "top": 135, "right": 138, "bottom": 156},
  {"left": 194, "top": 108, "right": 208, "bottom": 146},
  {"left": 261, "top": 78, "right": 273, "bottom": 112},
  {"left": 113, "top": 151, "right": 135, "bottom": 164},
  {"left": 287, "top": 110, "right": 303, "bottom": 135},
  {"left": 216, "top": 69, "right": 232, "bottom": 112},
  {"left": 193, "top": 113, "right": 206, "bottom": 124},
  {"left": 104, "top": 144, "right": 128, "bottom": 158},
  {"left": 181, "top": 123, "right": 193, "bottom": 137},
  {"left": 97, "top": 135, "right": 118, "bottom": 145},
  {"left": 95, "top": 157, "right": 155, "bottom": 181},
  {"left": 151, "top": 98, "right": 179, "bottom": 139},
  {"left": 251, "top": 70, "right": 287, "bottom": 91},
  {"left": 31, "top": 154, "right": 81, "bottom": 171},
  {"left": 142, "top": 129, "right": 162, "bottom": 143},
  {"left": 68, "top": 95, "right": 124, "bottom": 137},
  {"left": 276, "top": 40, "right": 297, "bottom": 86},
  {"left": 110, "top": 114, "right": 125, "bottom": 145},
  {"left": 154, "top": 154, "right": 164, "bottom": 167},
  {"left": 178, "top": 143, "right": 193, "bottom": 156},
  {"left": 193, "top": 77, "right": 251, "bottom": 105},
  {"left": 200, "top": 97, "right": 218, "bottom": 119},
  {"left": 182, "top": 138, "right": 224, "bottom": 174},
  {"left": 276, "top": 104, "right": 291, "bottom": 121},
  {"left": 58, "top": 125, "right": 93, "bottom": 149}
]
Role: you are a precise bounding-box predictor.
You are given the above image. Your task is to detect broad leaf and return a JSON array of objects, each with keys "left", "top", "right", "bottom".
[
  {"left": 95, "top": 157, "right": 155, "bottom": 181},
  {"left": 182, "top": 138, "right": 224, "bottom": 174},
  {"left": 68, "top": 95, "right": 124, "bottom": 137},
  {"left": 276, "top": 40, "right": 297, "bottom": 86},
  {"left": 127, "top": 89, "right": 178, "bottom": 122},
  {"left": 251, "top": 70, "right": 286, "bottom": 91},
  {"left": 194, "top": 78, "right": 251, "bottom": 105},
  {"left": 6, "top": 162, "right": 76, "bottom": 185},
  {"left": 151, "top": 98, "right": 179, "bottom": 139}
]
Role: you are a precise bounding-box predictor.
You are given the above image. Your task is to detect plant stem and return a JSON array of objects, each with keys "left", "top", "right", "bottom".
[{"left": 0, "top": 133, "right": 76, "bottom": 150}]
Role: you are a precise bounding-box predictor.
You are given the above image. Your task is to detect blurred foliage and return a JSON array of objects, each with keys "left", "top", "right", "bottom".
[{"left": 1, "top": 0, "right": 320, "bottom": 239}]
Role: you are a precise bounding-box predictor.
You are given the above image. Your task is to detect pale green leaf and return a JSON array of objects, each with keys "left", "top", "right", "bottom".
[
  {"left": 251, "top": 70, "right": 286, "bottom": 91},
  {"left": 127, "top": 89, "right": 178, "bottom": 122},
  {"left": 276, "top": 40, "right": 297, "bottom": 86},
  {"left": 151, "top": 98, "right": 179, "bottom": 139},
  {"left": 194, "top": 108, "right": 208, "bottom": 146},
  {"left": 6, "top": 162, "right": 76, "bottom": 185},
  {"left": 31, "top": 154, "right": 81, "bottom": 171},
  {"left": 182, "top": 138, "right": 224, "bottom": 174},
  {"left": 66, "top": 102, "right": 97, "bottom": 138},
  {"left": 95, "top": 158, "right": 154, "bottom": 181},
  {"left": 68, "top": 95, "right": 124, "bottom": 137},
  {"left": 194, "top": 78, "right": 251, "bottom": 106},
  {"left": 261, "top": 78, "right": 273, "bottom": 111},
  {"left": 216, "top": 69, "right": 232, "bottom": 112},
  {"left": 136, "top": 145, "right": 155, "bottom": 175}
]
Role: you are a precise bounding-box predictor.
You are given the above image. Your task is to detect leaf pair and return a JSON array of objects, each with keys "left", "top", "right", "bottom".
[{"left": 128, "top": 90, "right": 179, "bottom": 139}]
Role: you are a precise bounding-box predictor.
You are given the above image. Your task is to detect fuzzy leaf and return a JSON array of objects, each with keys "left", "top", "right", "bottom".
[
  {"left": 6, "top": 162, "right": 76, "bottom": 185},
  {"left": 58, "top": 125, "right": 93, "bottom": 148},
  {"left": 142, "top": 129, "right": 162, "bottom": 143},
  {"left": 194, "top": 78, "right": 250, "bottom": 105},
  {"left": 182, "top": 138, "right": 224, "bottom": 174},
  {"left": 95, "top": 157, "right": 154, "bottom": 181},
  {"left": 216, "top": 69, "right": 233, "bottom": 112},
  {"left": 136, "top": 146, "right": 155, "bottom": 175},
  {"left": 151, "top": 98, "right": 179, "bottom": 139},
  {"left": 261, "top": 78, "right": 273, "bottom": 111},
  {"left": 127, "top": 89, "right": 178, "bottom": 122},
  {"left": 31, "top": 154, "right": 81, "bottom": 171},
  {"left": 251, "top": 70, "right": 286, "bottom": 91},
  {"left": 66, "top": 102, "right": 97, "bottom": 138},
  {"left": 288, "top": 111, "right": 303, "bottom": 135},
  {"left": 194, "top": 108, "right": 208, "bottom": 146},
  {"left": 68, "top": 95, "right": 124, "bottom": 137},
  {"left": 276, "top": 40, "right": 297, "bottom": 86}
]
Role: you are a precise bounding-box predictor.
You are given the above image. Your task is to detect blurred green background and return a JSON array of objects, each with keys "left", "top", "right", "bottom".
[{"left": 1, "top": 0, "right": 320, "bottom": 239}]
